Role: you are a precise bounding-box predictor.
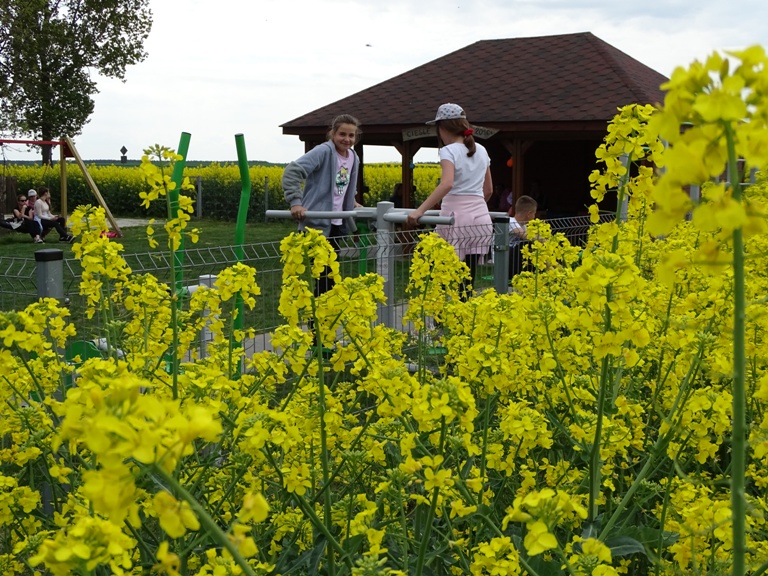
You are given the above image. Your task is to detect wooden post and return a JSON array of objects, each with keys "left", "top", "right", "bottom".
[
  {"left": 354, "top": 142, "right": 365, "bottom": 204},
  {"left": 501, "top": 139, "right": 531, "bottom": 204},
  {"left": 401, "top": 140, "right": 413, "bottom": 208},
  {"left": 60, "top": 143, "right": 68, "bottom": 219},
  {"left": 0, "top": 175, "right": 5, "bottom": 215},
  {"left": 63, "top": 136, "right": 122, "bottom": 236}
]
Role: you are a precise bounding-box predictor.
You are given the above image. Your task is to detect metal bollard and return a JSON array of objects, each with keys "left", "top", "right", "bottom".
[
  {"left": 35, "top": 249, "right": 65, "bottom": 301},
  {"left": 376, "top": 201, "right": 396, "bottom": 329},
  {"left": 492, "top": 215, "right": 510, "bottom": 294},
  {"left": 198, "top": 274, "right": 217, "bottom": 359}
]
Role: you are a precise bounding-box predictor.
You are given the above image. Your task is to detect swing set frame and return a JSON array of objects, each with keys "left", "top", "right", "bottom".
[{"left": 0, "top": 136, "right": 122, "bottom": 236}]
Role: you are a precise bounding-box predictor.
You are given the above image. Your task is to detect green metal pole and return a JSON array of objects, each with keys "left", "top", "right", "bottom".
[
  {"left": 234, "top": 134, "right": 251, "bottom": 262},
  {"left": 170, "top": 132, "right": 191, "bottom": 301},
  {"left": 233, "top": 134, "right": 251, "bottom": 369}
]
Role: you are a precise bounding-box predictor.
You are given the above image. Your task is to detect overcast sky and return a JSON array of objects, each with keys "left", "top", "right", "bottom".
[{"left": 2, "top": 0, "right": 767, "bottom": 164}]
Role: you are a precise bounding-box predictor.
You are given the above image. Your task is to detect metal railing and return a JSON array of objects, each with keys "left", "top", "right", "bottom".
[{"left": 1, "top": 206, "right": 616, "bottom": 357}]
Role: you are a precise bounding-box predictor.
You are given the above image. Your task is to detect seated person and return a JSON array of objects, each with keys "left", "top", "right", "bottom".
[
  {"left": 508, "top": 195, "right": 538, "bottom": 279},
  {"left": 34, "top": 186, "right": 73, "bottom": 242},
  {"left": 389, "top": 182, "right": 403, "bottom": 208},
  {"left": 6, "top": 193, "right": 44, "bottom": 242},
  {"left": 496, "top": 185, "right": 514, "bottom": 214}
]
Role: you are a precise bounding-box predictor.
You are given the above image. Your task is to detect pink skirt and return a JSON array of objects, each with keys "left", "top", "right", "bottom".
[{"left": 437, "top": 194, "right": 493, "bottom": 260}]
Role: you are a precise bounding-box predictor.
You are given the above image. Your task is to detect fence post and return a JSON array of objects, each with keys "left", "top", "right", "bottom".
[
  {"left": 264, "top": 176, "right": 269, "bottom": 222},
  {"left": 492, "top": 215, "right": 510, "bottom": 294},
  {"left": 34, "top": 247, "right": 65, "bottom": 516},
  {"left": 198, "top": 274, "right": 217, "bottom": 359},
  {"left": 35, "top": 249, "right": 64, "bottom": 301},
  {"left": 196, "top": 176, "right": 202, "bottom": 219},
  {"left": 376, "top": 201, "right": 396, "bottom": 329}
]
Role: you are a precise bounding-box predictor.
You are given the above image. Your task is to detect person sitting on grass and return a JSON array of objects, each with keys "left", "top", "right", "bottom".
[
  {"left": 508, "top": 195, "right": 538, "bottom": 279},
  {"left": 34, "top": 186, "right": 73, "bottom": 243}
]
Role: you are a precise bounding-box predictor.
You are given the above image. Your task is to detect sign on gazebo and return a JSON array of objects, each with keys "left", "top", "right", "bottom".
[{"left": 402, "top": 125, "right": 498, "bottom": 142}]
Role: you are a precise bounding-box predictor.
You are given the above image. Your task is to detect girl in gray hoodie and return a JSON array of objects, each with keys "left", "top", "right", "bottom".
[{"left": 282, "top": 113, "right": 362, "bottom": 297}]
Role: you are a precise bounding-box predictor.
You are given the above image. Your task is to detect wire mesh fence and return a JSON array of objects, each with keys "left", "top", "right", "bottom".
[
  {"left": 0, "top": 255, "right": 38, "bottom": 311},
  {"left": 509, "top": 212, "right": 616, "bottom": 277},
  {"left": 1, "top": 213, "right": 616, "bottom": 357}
]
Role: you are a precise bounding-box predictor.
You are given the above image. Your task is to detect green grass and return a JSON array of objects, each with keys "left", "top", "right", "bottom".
[
  {"left": 1, "top": 219, "right": 494, "bottom": 339},
  {"left": 0, "top": 219, "right": 297, "bottom": 259}
]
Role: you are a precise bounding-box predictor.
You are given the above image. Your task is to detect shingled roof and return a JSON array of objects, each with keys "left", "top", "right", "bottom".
[{"left": 281, "top": 31, "right": 667, "bottom": 132}]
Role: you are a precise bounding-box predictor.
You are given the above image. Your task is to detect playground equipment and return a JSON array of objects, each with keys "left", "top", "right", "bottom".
[
  {"left": 164, "top": 132, "right": 251, "bottom": 373},
  {"left": 0, "top": 137, "right": 122, "bottom": 236}
]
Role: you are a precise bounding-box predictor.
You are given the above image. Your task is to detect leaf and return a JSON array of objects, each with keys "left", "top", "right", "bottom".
[
  {"left": 580, "top": 521, "right": 600, "bottom": 540},
  {"left": 276, "top": 548, "right": 314, "bottom": 575},
  {"left": 616, "top": 526, "right": 679, "bottom": 548},
  {"left": 605, "top": 536, "right": 647, "bottom": 558},
  {"left": 525, "top": 553, "right": 567, "bottom": 576},
  {"left": 341, "top": 533, "right": 365, "bottom": 554},
  {"left": 309, "top": 536, "right": 327, "bottom": 575}
]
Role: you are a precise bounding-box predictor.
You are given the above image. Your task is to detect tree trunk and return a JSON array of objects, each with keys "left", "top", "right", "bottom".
[{"left": 41, "top": 143, "right": 52, "bottom": 166}]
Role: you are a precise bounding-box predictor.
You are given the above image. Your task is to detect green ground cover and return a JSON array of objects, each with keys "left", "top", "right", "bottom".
[{"left": 0, "top": 219, "right": 297, "bottom": 258}]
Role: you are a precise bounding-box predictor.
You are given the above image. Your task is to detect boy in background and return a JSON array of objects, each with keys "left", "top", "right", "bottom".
[{"left": 509, "top": 195, "right": 538, "bottom": 279}]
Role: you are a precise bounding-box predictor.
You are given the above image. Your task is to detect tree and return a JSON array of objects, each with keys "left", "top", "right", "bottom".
[{"left": 0, "top": 0, "right": 152, "bottom": 164}]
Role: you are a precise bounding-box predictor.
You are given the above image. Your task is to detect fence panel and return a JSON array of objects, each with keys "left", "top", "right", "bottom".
[
  {"left": 2, "top": 213, "right": 615, "bottom": 357},
  {"left": 0, "top": 256, "right": 37, "bottom": 311}
]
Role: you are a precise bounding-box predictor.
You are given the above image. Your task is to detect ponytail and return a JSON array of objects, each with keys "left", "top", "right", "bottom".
[
  {"left": 463, "top": 128, "right": 476, "bottom": 157},
  {"left": 438, "top": 118, "right": 476, "bottom": 156}
]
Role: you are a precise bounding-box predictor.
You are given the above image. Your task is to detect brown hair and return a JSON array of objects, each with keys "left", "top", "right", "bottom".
[
  {"left": 515, "top": 195, "right": 537, "bottom": 215},
  {"left": 436, "top": 117, "right": 476, "bottom": 157},
  {"left": 327, "top": 114, "right": 362, "bottom": 143}
]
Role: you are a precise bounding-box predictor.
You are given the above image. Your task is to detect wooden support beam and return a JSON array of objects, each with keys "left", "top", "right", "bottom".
[
  {"left": 499, "top": 138, "right": 532, "bottom": 203},
  {"left": 355, "top": 142, "right": 365, "bottom": 204},
  {"left": 64, "top": 137, "right": 122, "bottom": 236},
  {"left": 60, "top": 144, "right": 68, "bottom": 219},
  {"left": 401, "top": 140, "right": 414, "bottom": 208}
]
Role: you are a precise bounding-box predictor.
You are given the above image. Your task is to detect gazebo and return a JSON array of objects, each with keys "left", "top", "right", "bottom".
[{"left": 281, "top": 31, "right": 667, "bottom": 216}]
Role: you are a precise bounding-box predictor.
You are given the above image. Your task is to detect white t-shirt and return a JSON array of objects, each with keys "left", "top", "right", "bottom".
[
  {"left": 35, "top": 198, "right": 53, "bottom": 220},
  {"left": 439, "top": 142, "right": 490, "bottom": 197},
  {"left": 509, "top": 216, "right": 526, "bottom": 245},
  {"left": 332, "top": 151, "right": 353, "bottom": 225}
]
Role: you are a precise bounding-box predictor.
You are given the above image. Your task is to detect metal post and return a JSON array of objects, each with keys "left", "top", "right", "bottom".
[
  {"left": 35, "top": 249, "right": 64, "bottom": 301},
  {"left": 492, "top": 215, "right": 510, "bottom": 294},
  {"left": 196, "top": 176, "right": 202, "bottom": 219},
  {"left": 686, "top": 185, "right": 700, "bottom": 221},
  {"left": 619, "top": 153, "right": 630, "bottom": 223},
  {"left": 35, "top": 247, "right": 66, "bottom": 442},
  {"left": 264, "top": 176, "right": 269, "bottom": 222},
  {"left": 376, "top": 201, "right": 396, "bottom": 329},
  {"left": 169, "top": 132, "right": 191, "bottom": 302},
  {"left": 198, "top": 274, "right": 216, "bottom": 359},
  {"left": 233, "top": 134, "right": 251, "bottom": 375}
]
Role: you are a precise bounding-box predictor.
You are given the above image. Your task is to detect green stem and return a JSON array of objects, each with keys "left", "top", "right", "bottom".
[
  {"left": 166, "top": 188, "right": 180, "bottom": 400},
  {"left": 227, "top": 296, "right": 239, "bottom": 378},
  {"left": 151, "top": 464, "right": 256, "bottom": 576},
  {"left": 317, "top": 363, "right": 336, "bottom": 576},
  {"left": 588, "top": 301, "right": 612, "bottom": 521},
  {"left": 725, "top": 122, "right": 746, "bottom": 576},
  {"left": 479, "top": 392, "right": 498, "bottom": 482},
  {"left": 415, "top": 417, "right": 447, "bottom": 576},
  {"left": 600, "top": 340, "right": 707, "bottom": 539}
]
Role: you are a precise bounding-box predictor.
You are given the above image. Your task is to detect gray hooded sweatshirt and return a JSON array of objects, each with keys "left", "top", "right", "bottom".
[{"left": 282, "top": 140, "right": 359, "bottom": 235}]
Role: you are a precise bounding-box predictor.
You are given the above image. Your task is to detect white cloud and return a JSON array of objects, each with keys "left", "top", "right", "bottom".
[{"left": 2, "top": 0, "right": 766, "bottom": 164}]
